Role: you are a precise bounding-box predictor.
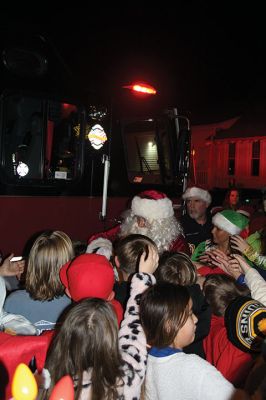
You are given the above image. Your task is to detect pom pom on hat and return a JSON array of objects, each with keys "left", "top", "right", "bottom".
[
  {"left": 225, "top": 296, "right": 266, "bottom": 353},
  {"left": 182, "top": 186, "right": 212, "bottom": 206},
  {"left": 60, "top": 254, "right": 114, "bottom": 301},
  {"left": 212, "top": 209, "right": 249, "bottom": 235},
  {"left": 131, "top": 190, "right": 174, "bottom": 220}
]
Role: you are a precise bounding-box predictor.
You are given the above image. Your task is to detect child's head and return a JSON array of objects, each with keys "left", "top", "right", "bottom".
[
  {"left": 156, "top": 251, "right": 197, "bottom": 286},
  {"left": 71, "top": 239, "right": 87, "bottom": 256},
  {"left": 203, "top": 274, "right": 250, "bottom": 316},
  {"left": 59, "top": 253, "right": 115, "bottom": 301},
  {"left": 114, "top": 234, "right": 157, "bottom": 278},
  {"left": 44, "top": 297, "right": 123, "bottom": 399},
  {"left": 140, "top": 283, "right": 197, "bottom": 349},
  {"left": 26, "top": 230, "right": 74, "bottom": 301}
]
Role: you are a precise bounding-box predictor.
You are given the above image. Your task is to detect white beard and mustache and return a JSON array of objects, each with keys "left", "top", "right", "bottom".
[
  {"left": 188, "top": 210, "right": 202, "bottom": 220},
  {"left": 119, "top": 213, "right": 183, "bottom": 254}
]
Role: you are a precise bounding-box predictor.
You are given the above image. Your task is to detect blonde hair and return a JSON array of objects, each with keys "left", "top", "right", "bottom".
[{"left": 26, "top": 230, "right": 74, "bottom": 301}]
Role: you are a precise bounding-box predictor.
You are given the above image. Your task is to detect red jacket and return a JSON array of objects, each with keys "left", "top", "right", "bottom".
[{"left": 203, "top": 315, "right": 254, "bottom": 387}]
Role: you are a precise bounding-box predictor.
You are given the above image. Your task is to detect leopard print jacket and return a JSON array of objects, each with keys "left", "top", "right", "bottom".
[{"left": 62, "top": 273, "right": 155, "bottom": 400}]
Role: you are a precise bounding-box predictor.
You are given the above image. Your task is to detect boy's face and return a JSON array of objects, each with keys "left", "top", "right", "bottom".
[{"left": 172, "top": 299, "right": 198, "bottom": 349}]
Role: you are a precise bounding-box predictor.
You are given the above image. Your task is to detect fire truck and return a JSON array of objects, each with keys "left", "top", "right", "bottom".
[{"left": 0, "top": 33, "right": 191, "bottom": 256}]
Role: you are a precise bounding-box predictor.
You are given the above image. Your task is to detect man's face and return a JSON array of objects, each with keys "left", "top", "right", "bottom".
[
  {"left": 133, "top": 216, "right": 149, "bottom": 236},
  {"left": 186, "top": 198, "right": 208, "bottom": 220}
]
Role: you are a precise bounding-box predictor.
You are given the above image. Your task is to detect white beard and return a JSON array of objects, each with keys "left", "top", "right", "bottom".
[{"left": 120, "top": 213, "right": 183, "bottom": 254}]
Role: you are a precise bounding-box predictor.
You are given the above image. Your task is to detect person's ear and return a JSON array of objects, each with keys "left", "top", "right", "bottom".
[{"left": 114, "top": 255, "right": 120, "bottom": 268}]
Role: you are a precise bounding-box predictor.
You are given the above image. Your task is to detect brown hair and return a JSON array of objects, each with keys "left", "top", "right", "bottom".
[
  {"left": 114, "top": 234, "right": 157, "bottom": 275},
  {"left": 156, "top": 251, "right": 197, "bottom": 286},
  {"left": 203, "top": 274, "right": 250, "bottom": 316},
  {"left": 223, "top": 188, "right": 241, "bottom": 210},
  {"left": 26, "top": 230, "right": 74, "bottom": 300},
  {"left": 41, "top": 298, "right": 125, "bottom": 400},
  {"left": 140, "top": 283, "right": 190, "bottom": 348}
]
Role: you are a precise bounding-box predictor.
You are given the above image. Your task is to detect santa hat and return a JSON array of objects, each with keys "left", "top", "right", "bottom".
[
  {"left": 182, "top": 186, "right": 212, "bottom": 206},
  {"left": 212, "top": 209, "right": 249, "bottom": 235},
  {"left": 225, "top": 296, "right": 266, "bottom": 353},
  {"left": 60, "top": 253, "right": 114, "bottom": 302},
  {"left": 131, "top": 190, "right": 174, "bottom": 220}
]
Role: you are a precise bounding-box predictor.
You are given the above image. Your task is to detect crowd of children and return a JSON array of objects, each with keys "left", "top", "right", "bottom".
[{"left": 1, "top": 188, "right": 266, "bottom": 399}]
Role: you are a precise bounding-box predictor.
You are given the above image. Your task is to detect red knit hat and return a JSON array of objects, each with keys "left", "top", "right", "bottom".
[
  {"left": 131, "top": 190, "right": 174, "bottom": 220},
  {"left": 60, "top": 254, "right": 115, "bottom": 301}
]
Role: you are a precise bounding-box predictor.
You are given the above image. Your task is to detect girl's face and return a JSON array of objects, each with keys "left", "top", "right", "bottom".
[
  {"left": 172, "top": 299, "right": 198, "bottom": 349},
  {"left": 212, "top": 226, "right": 230, "bottom": 246}
]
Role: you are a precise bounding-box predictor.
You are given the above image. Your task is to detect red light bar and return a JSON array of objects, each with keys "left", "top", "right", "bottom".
[
  {"left": 123, "top": 82, "right": 157, "bottom": 95},
  {"left": 132, "top": 84, "right": 157, "bottom": 94}
]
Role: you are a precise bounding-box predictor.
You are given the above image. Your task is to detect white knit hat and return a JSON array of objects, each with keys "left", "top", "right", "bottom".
[
  {"left": 182, "top": 186, "right": 212, "bottom": 206},
  {"left": 212, "top": 210, "right": 249, "bottom": 235},
  {"left": 131, "top": 190, "right": 174, "bottom": 220}
]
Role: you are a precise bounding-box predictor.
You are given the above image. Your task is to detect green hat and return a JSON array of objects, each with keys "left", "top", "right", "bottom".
[{"left": 212, "top": 209, "right": 249, "bottom": 235}]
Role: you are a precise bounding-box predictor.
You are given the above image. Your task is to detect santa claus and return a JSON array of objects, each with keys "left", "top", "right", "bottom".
[{"left": 86, "top": 190, "right": 189, "bottom": 258}]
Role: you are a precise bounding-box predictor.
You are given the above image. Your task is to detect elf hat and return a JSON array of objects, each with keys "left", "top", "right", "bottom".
[
  {"left": 212, "top": 209, "right": 249, "bottom": 235},
  {"left": 182, "top": 186, "right": 212, "bottom": 206},
  {"left": 225, "top": 296, "right": 266, "bottom": 353},
  {"left": 60, "top": 253, "right": 114, "bottom": 301},
  {"left": 131, "top": 190, "right": 174, "bottom": 220}
]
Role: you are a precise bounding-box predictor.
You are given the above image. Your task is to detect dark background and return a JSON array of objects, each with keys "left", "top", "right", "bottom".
[{"left": 1, "top": 5, "right": 266, "bottom": 124}]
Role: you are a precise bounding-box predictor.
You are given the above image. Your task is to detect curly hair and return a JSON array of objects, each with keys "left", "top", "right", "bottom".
[{"left": 120, "top": 213, "right": 183, "bottom": 254}]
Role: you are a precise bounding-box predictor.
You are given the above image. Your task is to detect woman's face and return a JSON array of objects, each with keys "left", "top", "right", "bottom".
[
  {"left": 229, "top": 190, "right": 239, "bottom": 206},
  {"left": 212, "top": 226, "right": 230, "bottom": 245}
]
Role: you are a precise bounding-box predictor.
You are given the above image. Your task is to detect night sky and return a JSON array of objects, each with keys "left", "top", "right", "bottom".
[{"left": 1, "top": 6, "right": 266, "bottom": 124}]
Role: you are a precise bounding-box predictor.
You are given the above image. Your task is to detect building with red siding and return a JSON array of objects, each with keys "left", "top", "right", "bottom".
[{"left": 191, "top": 109, "right": 266, "bottom": 190}]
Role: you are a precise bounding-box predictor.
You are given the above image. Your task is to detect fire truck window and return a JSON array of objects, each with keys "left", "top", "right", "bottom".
[
  {"left": 1, "top": 95, "right": 44, "bottom": 179},
  {"left": 0, "top": 94, "right": 83, "bottom": 185},
  {"left": 122, "top": 120, "right": 164, "bottom": 184},
  {"left": 47, "top": 102, "right": 80, "bottom": 181}
]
